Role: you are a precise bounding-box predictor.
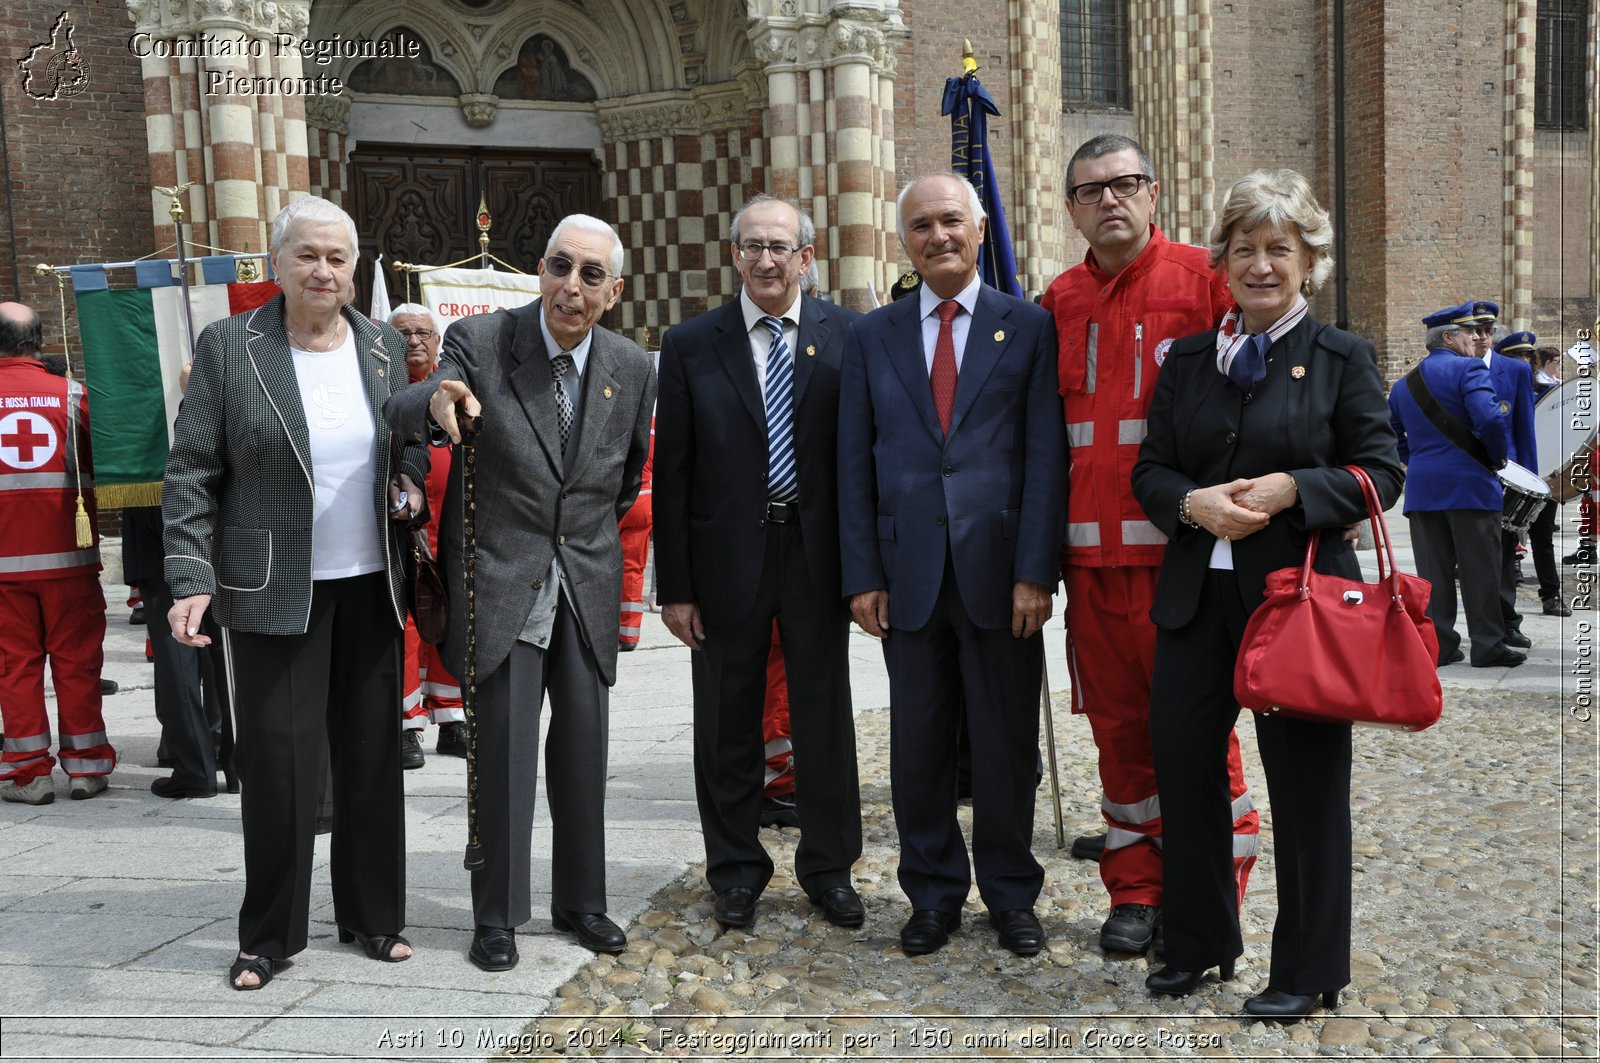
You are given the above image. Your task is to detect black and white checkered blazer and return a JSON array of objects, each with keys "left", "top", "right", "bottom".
[{"left": 162, "top": 295, "right": 429, "bottom": 635}]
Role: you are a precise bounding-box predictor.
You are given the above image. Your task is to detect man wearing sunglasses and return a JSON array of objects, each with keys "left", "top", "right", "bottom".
[
  {"left": 386, "top": 214, "right": 656, "bottom": 969},
  {"left": 1041, "top": 134, "right": 1257, "bottom": 958},
  {"left": 654, "top": 195, "right": 865, "bottom": 933}
]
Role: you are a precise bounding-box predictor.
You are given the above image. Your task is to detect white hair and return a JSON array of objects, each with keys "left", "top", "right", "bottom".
[
  {"left": 545, "top": 214, "right": 625, "bottom": 277},
  {"left": 895, "top": 174, "right": 986, "bottom": 244},
  {"left": 269, "top": 195, "right": 359, "bottom": 258},
  {"left": 387, "top": 302, "right": 435, "bottom": 327}
]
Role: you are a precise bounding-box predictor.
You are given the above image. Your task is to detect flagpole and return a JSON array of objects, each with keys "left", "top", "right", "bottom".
[{"left": 154, "top": 184, "right": 199, "bottom": 362}]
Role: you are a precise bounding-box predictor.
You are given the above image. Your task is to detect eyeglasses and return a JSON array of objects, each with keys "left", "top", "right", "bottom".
[
  {"left": 397, "top": 329, "right": 436, "bottom": 342},
  {"left": 737, "top": 241, "right": 799, "bottom": 263},
  {"left": 544, "top": 254, "right": 615, "bottom": 288},
  {"left": 1067, "top": 173, "right": 1153, "bottom": 206}
]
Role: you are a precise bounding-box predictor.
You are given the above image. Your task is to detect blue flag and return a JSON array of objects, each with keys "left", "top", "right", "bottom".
[{"left": 942, "top": 71, "right": 1023, "bottom": 298}]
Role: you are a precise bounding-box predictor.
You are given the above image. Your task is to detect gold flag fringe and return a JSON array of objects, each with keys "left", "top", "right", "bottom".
[{"left": 94, "top": 481, "right": 164, "bottom": 509}]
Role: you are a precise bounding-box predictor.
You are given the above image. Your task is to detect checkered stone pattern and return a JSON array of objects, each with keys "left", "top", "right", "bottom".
[
  {"left": 1129, "top": 0, "right": 1215, "bottom": 249},
  {"left": 1010, "top": 0, "right": 1067, "bottom": 294},
  {"left": 1505, "top": 0, "right": 1535, "bottom": 327}
]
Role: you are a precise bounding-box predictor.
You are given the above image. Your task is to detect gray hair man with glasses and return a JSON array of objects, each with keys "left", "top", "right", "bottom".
[
  {"left": 385, "top": 213, "right": 656, "bottom": 969},
  {"left": 654, "top": 194, "right": 865, "bottom": 934},
  {"left": 1040, "top": 133, "right": 1255, "bottom": 959}
]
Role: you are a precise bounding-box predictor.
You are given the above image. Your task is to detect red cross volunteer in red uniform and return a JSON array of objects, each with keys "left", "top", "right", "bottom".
[
  {"left": 1041, "top": 136, "right": 1256, "bottom": 953},
  {"left": 0, "top": 301, "right": 115, "bottom": 805}
]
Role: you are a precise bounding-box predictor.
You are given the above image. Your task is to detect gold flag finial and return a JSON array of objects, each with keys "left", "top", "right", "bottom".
[
  {"left": 962, "top": 39, "right": 977, "bottom": 76},
  {"left": 153, "top": 182, "right": 194, "bottom": 223}
]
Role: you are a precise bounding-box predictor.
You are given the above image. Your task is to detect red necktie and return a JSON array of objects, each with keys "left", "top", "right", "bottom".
[{"left": 931, "top": 299, "right": 960, "bottom": 434}]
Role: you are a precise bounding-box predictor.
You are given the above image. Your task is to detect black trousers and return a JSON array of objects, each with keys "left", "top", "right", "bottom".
[
  {"left": 1409, "top": 509, "right": 1506, "bottom": 664},
  {"left": 882, "top": 554, "right": 1043, "bottom": 914},
  {"left": 1151, "top": 570, "right": 1353, "bottom": 993},
  {"left": 692, "top": 521, "right": 860, "bottom": 899},
  {"left": 1499, "top": 529, "right": 1526, "bottom": 633},
  {"left": 137, "top": 577, "right": 215, "bottom": 790},
  {"left": 471, "top": 595, "right": 610, "bottom": 928},
  {"left": 1528, "top": 498, "right": 1561, "bottom": 601},
  {"left": 222, "top": 573, "right": 405, "bottom": 959}
]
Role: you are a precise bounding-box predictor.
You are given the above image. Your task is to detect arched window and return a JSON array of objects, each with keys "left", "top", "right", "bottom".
[
  {"left": 1060, "top": 0, "right": 1129, "bottom": 109},
  {"left": 1536, "top": 0, "right": 1587, "bottom": 130}
]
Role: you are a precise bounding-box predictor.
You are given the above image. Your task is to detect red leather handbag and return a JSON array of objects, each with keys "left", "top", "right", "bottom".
[{"left": 1234, "top": 465, "right": 1443, "bottom": 731}]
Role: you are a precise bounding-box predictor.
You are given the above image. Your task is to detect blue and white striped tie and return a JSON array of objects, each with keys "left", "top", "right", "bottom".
[{"left": 761, "top": 316, "right": 798, "bottom": 503}]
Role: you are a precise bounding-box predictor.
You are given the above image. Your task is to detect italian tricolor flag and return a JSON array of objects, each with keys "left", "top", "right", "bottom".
[{"left": 74, "top": 263, "right": 277, "bottom": 507}]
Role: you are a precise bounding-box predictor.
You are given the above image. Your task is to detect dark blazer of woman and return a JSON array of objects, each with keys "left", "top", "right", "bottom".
[
  {"left": 1131, "top": 314, "right": 1403, "bottom": 997},
  {"left": 1134, "top": 317, "right": 1403, "bottom": 622}
]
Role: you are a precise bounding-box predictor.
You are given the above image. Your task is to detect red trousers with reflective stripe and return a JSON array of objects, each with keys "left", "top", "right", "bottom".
[
  {"left": 762, "top": 621, "right": 794, "bottom": 797},
  {"left": 401, "top": 614, "right": 463, "bottom": 729},
  {"left": 0, "top": 572, "right": 115, "bottom": 781},
  {"left": 618, "top": 492, "right": 652, "bottom": 646},
  {"left": 1064, "top": 566, "right": 1257, "bottom": 908}
]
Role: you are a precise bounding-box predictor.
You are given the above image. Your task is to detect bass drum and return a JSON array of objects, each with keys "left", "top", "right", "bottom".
[{"left": 1533, "top": 376, "right": 1598, "bottom": 502}]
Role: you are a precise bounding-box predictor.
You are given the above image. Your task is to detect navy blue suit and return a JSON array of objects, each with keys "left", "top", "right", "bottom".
[
  {"left": 1387, "top": 348, "right": 1513, "bottom": 664},
  {"left": 838, "top": 283, "right": 1065, "bottom": 914},
  {"left": 1485, "top": 351, "right": 1539, "bottom": 635}
]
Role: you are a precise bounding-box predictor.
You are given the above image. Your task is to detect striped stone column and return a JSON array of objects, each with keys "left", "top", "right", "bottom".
[
  {"left": 1591, "top": 2, "right": 1599, "bottom": 323},
  {"left": 303, "top": 96, "right": 351, "bottom": 205},
  {"left": 1505, "top": 0, "right": 1536, "bottom": 328},
  {"left": 125, "top": 0, "right": 315, "bottom": 256},
  {"left": 1128, "top": 0, "right": 1215, "bottom": 245},
  {"left": 1010, "top": 0, "right": 1065, "bottom": 294}
]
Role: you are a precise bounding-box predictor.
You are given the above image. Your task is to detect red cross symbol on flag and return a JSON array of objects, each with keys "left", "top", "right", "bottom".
[{"left": 0, "top": 411, "right": 59, "bottom": 470}]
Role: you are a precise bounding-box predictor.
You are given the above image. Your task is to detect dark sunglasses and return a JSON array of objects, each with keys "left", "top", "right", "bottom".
[{"left": 544, "top": 254, "right": 614, "bottom": 289}]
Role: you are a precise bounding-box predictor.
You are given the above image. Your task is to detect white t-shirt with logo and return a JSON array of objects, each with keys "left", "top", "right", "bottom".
[{"left": 291, "top": 333, "right": 384, "bottom": 580}]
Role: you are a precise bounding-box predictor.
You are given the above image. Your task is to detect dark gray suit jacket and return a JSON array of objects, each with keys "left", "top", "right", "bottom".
[
  {"left": 163, "top": 296, "right": 427, "bottom": 634},
  {"left": 385, "top": 303, "right": 656, "bottom": 685}
]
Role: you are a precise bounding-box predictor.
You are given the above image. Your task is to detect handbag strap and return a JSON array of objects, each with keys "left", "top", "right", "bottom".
[
  {"left": 1295, "top": 465, "right": 1398, "bottom": 601},
  {"left": 1403, "top": 364, "right": 1497, "bottom": 471}
]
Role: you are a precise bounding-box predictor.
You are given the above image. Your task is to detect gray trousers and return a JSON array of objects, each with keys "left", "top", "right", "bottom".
[
  {"left": 1409, "top": 509, "right": 1506, "bottom": 664},
  {"left": 470, "top": 596, "right": 609, "bottom": 929}
]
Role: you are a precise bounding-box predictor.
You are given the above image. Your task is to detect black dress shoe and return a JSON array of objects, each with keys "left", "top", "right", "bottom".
[
  {"left": 1242, "top": 987, "right": 1339, "bottom": 1023},
  {"left": 551, "top": 906, "right": 625, "bottom": 953},
  {"left": 468, "top": 926, "right": 518, "bottom": 971},
  {"left": 1543, "top": 596, "right": 1573, "bottom": 617},
  {"left": 435, "top": 722, "right": 468, "bottom": 758},
  {"left": 990, "top": 909, "right": 1045, "bottom": 956},
  {"left": 1145, "top": 959, "right": 1235, "bottom": 996},
  {"left": 811, "top": 885, "right": 865, "bottom": 928},
  {"left": 1504, "top": 630, "right": 1533, "bottom": 649},
  {"left": 400, "top": 730, "right": 425, "bottom": 770},
  {"left": 1439, "top": 648, "right": 1466, "bottom": 666},
  {"left": 1070, "top": 833, "right": 1106, "bottom": 861},
  {"left": 1473, "top": 647, "right": 1527, "bottom": 668},
  {"left": 151, "top": 775, "right": 217, "bottom": 799},
  {"left": 900, "top": 909, "right": 960, "bottom": 956},
  {"left": 760, "top": 793, "right": 801, "bottom": 827},
  {"left": 712, "top": 886, "right": 757, "bottom": 929}
]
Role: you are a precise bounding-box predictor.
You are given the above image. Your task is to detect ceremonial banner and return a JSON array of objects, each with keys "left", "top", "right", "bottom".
[
  {"left": 943, "top": 61, "right": 1023, "bottom": 298},
  {"left": 73, "top": 262, "right": 278, "bottom": 506},
  {"left": 417, "top": 267, "right": 540, "bottom": 332}
]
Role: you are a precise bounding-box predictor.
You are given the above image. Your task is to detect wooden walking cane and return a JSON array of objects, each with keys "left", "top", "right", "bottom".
[
  {"left": 1040, "top": 660, "right": 1066, "bottom": 849},
  {"left": 459, "top": 415, "right": 486, "bottom": 872}
]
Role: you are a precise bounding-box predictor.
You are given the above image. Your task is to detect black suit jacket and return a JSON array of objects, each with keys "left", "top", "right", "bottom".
[
  {"left": 1132, "top": 316, "right": 1404, "bottom": 630},
  {"left": 654, "top": 294, "right": 860, "bottom": 629}
]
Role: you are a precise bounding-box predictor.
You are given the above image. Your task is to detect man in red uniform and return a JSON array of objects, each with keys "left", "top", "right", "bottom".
[
  {"left": 391, "top": 304, "right": 466, "bottom": 767},
  {"left": 0, "top": 301, "right": 116, "bottom": 804},
  {"left": 617, "top": 418, "right": 654, "bottom": 650},
  {"left": 1042, "top": 135, "right": 1257, "bottom": 954}
]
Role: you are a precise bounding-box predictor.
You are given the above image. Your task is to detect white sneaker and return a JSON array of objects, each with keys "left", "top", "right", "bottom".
[
  {"left": 1, "top": 774, "right": 55, "bottom": 805},
  {"left": 69, "top": 775, "right": 108, "bottom": 800}
]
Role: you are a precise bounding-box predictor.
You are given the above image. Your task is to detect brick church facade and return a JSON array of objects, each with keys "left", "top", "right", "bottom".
[{"left": 1, "top": 0, "right": 1594, "bottom": 379}]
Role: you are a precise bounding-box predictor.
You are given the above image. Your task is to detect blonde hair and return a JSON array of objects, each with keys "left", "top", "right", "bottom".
[{"left": 1209, "top": 169, "right": 1334, "bottom": 293}]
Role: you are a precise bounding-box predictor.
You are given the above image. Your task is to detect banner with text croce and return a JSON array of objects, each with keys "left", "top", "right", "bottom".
[{"left": 417, "top": 268, "right": 541, "bottom": 334}]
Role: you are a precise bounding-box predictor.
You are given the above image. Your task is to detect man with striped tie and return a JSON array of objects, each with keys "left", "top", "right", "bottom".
[{"left": 654, "top": 195, "right": 865, "bottom": 932}]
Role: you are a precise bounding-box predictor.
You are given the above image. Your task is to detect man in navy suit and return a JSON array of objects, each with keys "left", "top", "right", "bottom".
[
  {"left": 838, "top": 174, "right": 1066, "bottom": 957},
  {"left": 1388, "top": 302, "right": 1517, "bottom": 667},
  {"left": 654, "top": 196, "right": 864, "bottom": 933},
  {"left": 1468, "top": 300, "right": 1538, "bottom": 648}
]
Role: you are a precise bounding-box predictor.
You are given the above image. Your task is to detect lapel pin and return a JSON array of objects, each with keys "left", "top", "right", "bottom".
[
  {"left": 603, "top": 386, "right": 614, "bottom": 399},
  {"left": 377, "top": 368, "right": 385, "bottom": 378},
  {"left": 1290, "top": 365, "right": 1306, "bottom": 379},
  {"left": 806, "top": 345, "right": 815, "bottom": 357},
  {"left": 994, "top": 330, "right": 1005, "bottom": 342}
]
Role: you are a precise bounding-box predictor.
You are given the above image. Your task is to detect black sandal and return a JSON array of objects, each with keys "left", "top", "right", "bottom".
[
  {"left": 228, "top": 953, "right": 276, "bottom": 990},
  {"left": 338, "top": 927, "right": 412, "bottom": 962}
]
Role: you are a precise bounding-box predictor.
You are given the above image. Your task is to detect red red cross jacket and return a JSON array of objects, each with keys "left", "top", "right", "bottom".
[{"left": 0, "top": 358, "right": 99, "bottom": 581}]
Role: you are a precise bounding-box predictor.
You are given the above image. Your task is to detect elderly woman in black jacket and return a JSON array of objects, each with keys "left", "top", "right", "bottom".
[
  {"left": 164, "top": 196, "right": 427, "bottom": 989},
  {"left": 1131, "top": 169, "right": 1403, "bottom": 1022}
]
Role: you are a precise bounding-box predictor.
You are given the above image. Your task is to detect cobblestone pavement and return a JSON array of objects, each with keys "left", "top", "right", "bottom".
[{"left": 529, "top": 686, "right": 1597, "bottom": 1060}]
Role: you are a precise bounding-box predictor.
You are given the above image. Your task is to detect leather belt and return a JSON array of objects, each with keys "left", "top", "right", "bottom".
[{"left": 766, "top": 500, "right": 798, "bottom": 524}]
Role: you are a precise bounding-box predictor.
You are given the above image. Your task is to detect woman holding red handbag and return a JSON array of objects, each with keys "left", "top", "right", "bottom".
[{"left": 1130, "top": 170, "right": 1403, "bottom": 1023}]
